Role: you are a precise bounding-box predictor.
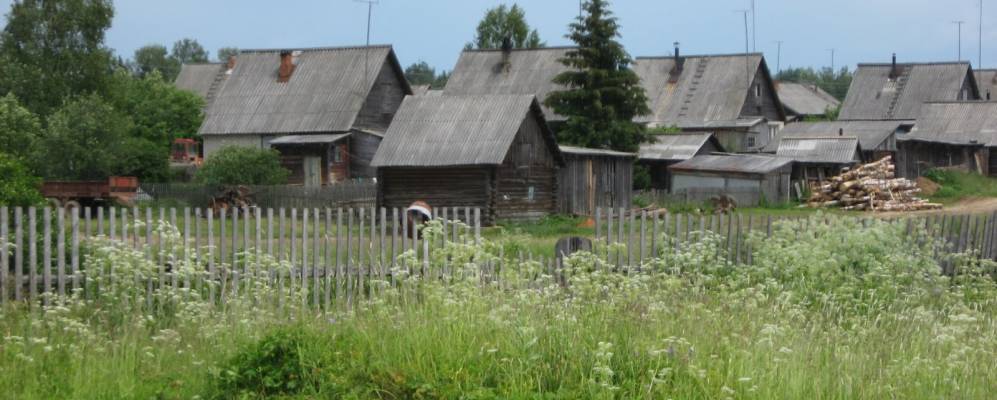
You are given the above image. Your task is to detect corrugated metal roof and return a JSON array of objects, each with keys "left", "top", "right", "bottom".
[
  {"left": 411, "top": 84, "right": 432, "bottom": 96},
  {"left": 174, "top": 63, "right": 226, "bottom": 104},
  {"left": 906, "top": 101, "right": 997, "bottom": 146},
  {"left": 199, "top": 45, "right": 408, "bottom": 136},
  {"left": 269, "top": 133, "right": 350, "bottom": 145},
  {"left": 443, "top": 47, "right": 575, "bottom": 121},
  {"left": 839, "top": 62, "right": 976, "bottom": 120},
  {"left": 775, "top": 137, "right": 861, "bottom": 164},
  {"left": 371, "top": 95, "right": 561, "bottom": 167},
  {"left": 777, "top": 82, "right": 840, "bottom": 116},
  {"left": 669, "top": 154, "right": 793, "bottom": 174},
  {"left": 638, "top": 132, "right": 719, "bottom": 161},
  {"left": 762, "top": 120, "right": 910, "bottom": 152},
  {"left": 976, "top": 69, "right": 997, "bottom": 101},
  {"left": 559, "top": 145, "right": 635, "bottom": 158},
  {"left": 633, "top": 53, "right": 781, "bottom": 127}
]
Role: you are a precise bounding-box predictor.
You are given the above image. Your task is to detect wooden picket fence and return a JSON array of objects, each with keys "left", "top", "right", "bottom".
[
  {"left": 0, "top": 206, "right": 481, "bottom": 305},
  {"left": 2, "top": 205, "right": 995, "bottom": 307},
  {"left": 140, "top": 182, "right": 377, "bottom": 209}
]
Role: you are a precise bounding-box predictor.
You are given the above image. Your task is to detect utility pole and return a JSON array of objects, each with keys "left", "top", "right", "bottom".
[
  {"left": 828, "top": 48, "right": 835, "bottom": 72},
  {"left": 354, "top": 0, "right": 379, "bottom": 89},
  {"left": 981, "top": 0, "right": 985, "bottom": 67},
  {"left": 751, "top": 0, "right": 757, "bottom": 52},
  {"left": 774, "top": 40, "right": 783, "bottom": 75},
  {"left": 954, "top": 20, "right": 965, "bottom": 61}
]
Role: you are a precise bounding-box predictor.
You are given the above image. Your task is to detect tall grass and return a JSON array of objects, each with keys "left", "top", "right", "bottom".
[{"left": 1, "top": 216, "right": 996, "bottom": 398}]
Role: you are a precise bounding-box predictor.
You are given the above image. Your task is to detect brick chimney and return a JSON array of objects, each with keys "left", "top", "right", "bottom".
[
  {"left": 889, "top": 53, "right": 899, "bottom": 80},
  {"left": 669, "top": 42, "right": 684, "bottom": 82},
  {"left": 227, "top": 55, "right": 237, "bottom": 71},
  {"left": 278, "top": 50, "right": 296, "bottom": 83}
]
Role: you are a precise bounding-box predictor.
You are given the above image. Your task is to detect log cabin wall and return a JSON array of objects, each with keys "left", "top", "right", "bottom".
[
  {"left": 378, "top": 166, "right": 494, "bottom": 222},
  {"left": 349, "top": 131, "right": 382, "bottom": 180},
  {"left": 896, "top": 141, "right": 986, "bottom": 178},
  {"left": 354, "top": 59, "right": 408, "bottom": 132},
  {"left": 493, "top": 113, "right": 558, "bottom": 221}
]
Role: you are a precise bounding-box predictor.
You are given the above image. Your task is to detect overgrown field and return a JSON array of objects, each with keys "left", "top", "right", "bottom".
[{"left": 2, "top": 216, "right": 997, "bottom": 399}]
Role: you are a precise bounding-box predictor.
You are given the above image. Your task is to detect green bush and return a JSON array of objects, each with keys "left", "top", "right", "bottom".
[
  {"left": 923, "top": 169, "right": 997, "bottom": 200},
  {"left": 194, "top": 146, "right": 289, "bottom": 185},
  {"left": 214, "top": 326, "right": 323, "bottom": 398},
  {"left": 0, "top": 152, "right": 44, "bottom": 206}
]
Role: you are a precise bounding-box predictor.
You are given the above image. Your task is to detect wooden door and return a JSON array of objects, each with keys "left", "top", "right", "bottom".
[{"left": 303, "top": 156, "right": 322, "bottom": 187}]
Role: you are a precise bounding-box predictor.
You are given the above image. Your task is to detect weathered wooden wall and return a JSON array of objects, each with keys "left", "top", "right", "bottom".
[
  {"left": 558, "top": 154, "right": 633, "bottom": 216},
  {"left": 494, "top": 114, "right": 558, "bottom": 221},
  {"left": 896, "top": 141, "right": 987, "bottom": 178},
  {"left": 354, "top": 59, "right": 408, "bottom": 132},
  {"left": 378, "top": 166, "right": 493, "bottom": 222},
  {"left": 349, "top": 131, "right": 382, "bottom": 180}
]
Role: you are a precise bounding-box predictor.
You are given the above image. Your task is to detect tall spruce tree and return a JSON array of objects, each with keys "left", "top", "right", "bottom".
[{"left": 544, "top": 0, "right": 649, "bottom": 152}]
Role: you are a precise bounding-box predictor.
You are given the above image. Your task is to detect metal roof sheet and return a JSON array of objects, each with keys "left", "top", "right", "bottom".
[
  {"left": 199, "top": 45, "right": 407, "bottom": 136},
  {"left": 269, "top": 133, "right": 351, "bottom": 145},
  {"left": 777, "top": 82, "right": 840, "bottom": 116},
  {"left": 669, "top": 154, "right": 793, "bottom": 174},
  {"left": 906, "top": 101, "right": 997, "bottom": 146},
  {"left": 371, "top": 95, "right": 559, "bottom": 167},
  {"left": 633, "top": 53, "right": 776, "bottom": 127},
  {"left": 174, "top": 63, "right": 226, "bottom": 104},
  {"left": 443, "top": 47, "right": 575, "bottom": 121},
  {"left": 839, "top": 62, "right": 975, "bottom": 120},
  {"left": 638, "top": 132, "right": 718, "bottom": 161},
  {"left": 762, "top": 120, "right": 909, "bottom": 152},
  {"left": 559, "top": 145, "right": 635, "bottom": 158},
  {"left": 775, "top": 137, "right": 861, "bottom": 164}
]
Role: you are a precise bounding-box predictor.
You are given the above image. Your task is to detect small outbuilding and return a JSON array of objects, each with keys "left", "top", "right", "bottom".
[
  {"left": 637, "top": 133, "right": 723, "bottom": 190},
  {"left": 668, "top": 154, "right": 794, "bottom": 206},
  {"left": 371, "top": 94, "right": 564, "bottom": 224},
  {"left": 898, "top": 101, "right": 997, "bottom": 178},
  {"left": 764, "top": 120, "right": 912, "bottom": 161},
  {"left": 775, "top": 136, "right": 862, "bottom": 182},
  {"left": 557, "top": 145, "right": 635, "bottom": 216}
]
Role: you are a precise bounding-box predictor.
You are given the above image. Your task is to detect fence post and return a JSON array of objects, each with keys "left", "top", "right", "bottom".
[{"left": 1, "top": 207, "right": 7, "bottom": 302}]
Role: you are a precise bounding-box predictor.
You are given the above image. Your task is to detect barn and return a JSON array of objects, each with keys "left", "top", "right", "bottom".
[
  {"left": 557, "top": 146, "right": 634, "bottom": 216},
  {"left": 198, "top": 45, "right": 412, "bottom": 185},
  {"left": 637, "top": 132, "right": 723, "bottom": 190},
  {"left": 668, "top": 154, "right": 794, "bottom": 206},
  {"left": 371, "top": 95, "right": 564, "bottom": 224},
  {"left": 898, "top": 101, "right": 997, "bottom": 178},
  {"left": 632, "top": 48, "right": 787, "bottom": 152}
]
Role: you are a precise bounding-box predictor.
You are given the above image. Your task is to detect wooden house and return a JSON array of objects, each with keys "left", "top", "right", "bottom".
[
  {"left": 775, "top": 136, "right": 861, "bottom": 182},
  {"left": 975, "top": 69, "right": 997, "bottom": 101},
  {"left": 898, "top": 101, "right": 997, "bottom": 178},
  {"left": 839, "top": 57, "right": 980, "bottom": 121},
  {"left": 444, "top": 47, "right": 574, "bottom": 124},
  {"left": 668, "top": 154, "right": 794, "bottom": 206},
  {"left": 557, "top": 146, "right": 634, "bottom": 216},
  {"left": 776, "top": 82, "right": 840, "bottom": 120},
  {"left": 371, "top": 95, "right": 564, "bottom": 224},
  {"left": 198, "top": 45, "right": 412, "bottom": 186},
  {"left": 637, "top": 133, "right": 723, "bottom": 190},
  {"left": 632, "top": 48, "right": 786, "bottom": 152},
  {"left": 764, "top": 120, "right": 913, "bottom": 161}
]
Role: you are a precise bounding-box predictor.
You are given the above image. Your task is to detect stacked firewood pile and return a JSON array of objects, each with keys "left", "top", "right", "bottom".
[
  {"left": 806, "top": 156, "right": 942, "bottom": 212},
  {"left": 210, "top": 185, "right": 255, "bottom": 215}
]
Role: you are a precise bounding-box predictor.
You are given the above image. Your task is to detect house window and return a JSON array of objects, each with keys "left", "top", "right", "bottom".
[
  {"left": 333, "top": 145, "right": 343, "bottom": 163},
  {"left": 755, "top": 83, "right": 762, "bottom": 97},
  {"left": 747, "top": 136, "right": 756, "bottom": 148},
  {"left": 527, "top": 186, "right": 536, "bottom": 201}
]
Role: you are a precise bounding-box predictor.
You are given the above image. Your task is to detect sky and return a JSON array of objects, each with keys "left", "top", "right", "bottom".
[{"left": 2, "top": 0, "right": 996, "bottom": 73}]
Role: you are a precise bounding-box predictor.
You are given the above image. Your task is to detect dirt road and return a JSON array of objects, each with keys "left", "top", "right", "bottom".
[{"left": 874, "top": 197, "right": 997, "bottom": 217}]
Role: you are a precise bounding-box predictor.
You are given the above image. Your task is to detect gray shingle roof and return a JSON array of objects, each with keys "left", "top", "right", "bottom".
[
  {"left": 777, "top": 82, "right": 840, "bottom": 116},
  {"left": 975, "top": 69, "right": 997, "bottom": 100},
  {"left": 559, "top": 145, "right": 635, "bottom": 158},
  {"left": 669, "top": 154, "right": 792, "bottom": 175},
  {"left": 839, "top": 62, "right": 976, "bottom": 120},
  {"left": 174, "top": 63, "right": 226, "bottom": 104},
  {"left": 268, "top": 133, "right": 350, "bottom": 145},
  {"left": 906, "top": 101, "right": 997, "bottom": 146},
  {"left": 633, "top": 53, "right": 781, "bottom": 127},
  {"left": 775, "top": 137, "right": 861, "bottom": 164},
  {"left": 371, "top": 95, "right": 561, "bottom": 167},
  {"left": 199, "top": 45, "right": 409, "bottom": 136},
  {"left": 762, "top": 120, "right": 910, "bottom": 152},
  {"left": 638, "top": 132, "right": 720, "bottom": 161},
  {"left": 443, "top": 47, "right": 575, "bottom": 121}
]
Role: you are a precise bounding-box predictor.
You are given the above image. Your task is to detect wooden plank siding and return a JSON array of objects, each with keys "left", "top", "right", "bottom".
[
  {"left": 493, "top": 114, "right": 558, "bottom": 221},
  {"left": 559, "top": 154, "right": 633, "bottom": 216}
]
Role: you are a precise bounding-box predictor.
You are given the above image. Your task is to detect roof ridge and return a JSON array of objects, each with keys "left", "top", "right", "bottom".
[
  {"left": 239, "top": 44, "right": 392, "bottom": 53},
  {"left": 636, "top": 52, "right": 763, "bottom": 60},
  {"left": 858, "top": 61, "right": 970, "bottom": 67}
]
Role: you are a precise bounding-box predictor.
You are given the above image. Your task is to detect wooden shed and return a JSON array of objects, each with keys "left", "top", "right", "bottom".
[
  {"left": 637, "top": 133, "right": 723, "bottom": 190},
  {"left": 775, "top": 136, "right": 862, "bottom": 182},
  {"left": 898, "top": 101, "right": 997, "bottom": 178},
  {"left": 371, "top": 95, "right": 564, "bottom": 224},
  {"left": 669, "top": 154, "right": 794, "bottom": 206},
  {"left": 557, "top": 146, "right": 635, "bottom": 216},
  {"left": 268, "top": 131, "right": 382, "bottom": 185}
]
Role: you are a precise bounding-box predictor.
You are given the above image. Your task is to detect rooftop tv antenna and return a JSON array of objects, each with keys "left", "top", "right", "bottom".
[
  {"left": 981, "top": 0, "right": 985, "bottom": 67},
  {"left": 736, "top": 10, "right": 751, "bottom": 89},
  {"left": 355, "top": 0, "right": 380, "bottom": 89},
  {"left": 953, "top": 20, "right": 965, "bottom": 62},
  {"left": 774, "top": 40, "right": 783, "bottom": 74},
  {"left": 827, "top": 48, "right": 836, "bottom": 72},
  {"left": 751, "top": 0, "right": 757, "bottom": 52}
]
